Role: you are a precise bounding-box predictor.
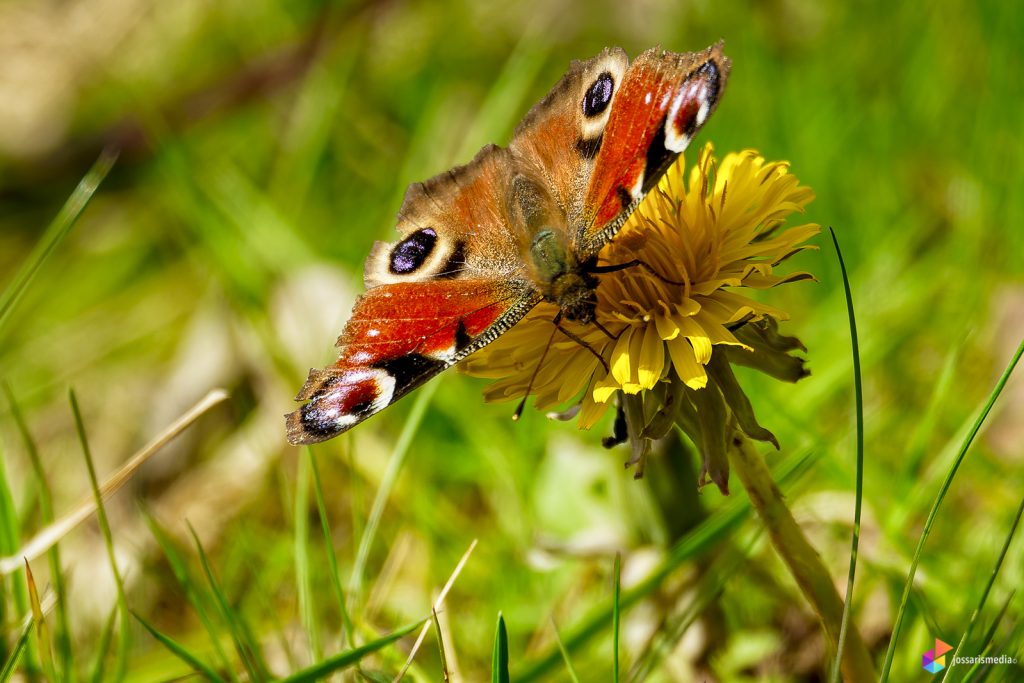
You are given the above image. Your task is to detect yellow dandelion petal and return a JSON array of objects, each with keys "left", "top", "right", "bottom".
[
  {"left": 675, "top": 315, "right": 713, "bottom": 364},
  {"left": 557, "top": 348, "right": 603, "bottom": 403},
  {"left": 690, "top": 279, "right": 728, "bottom": 296},
  {"left": 676, "top": 298, "right": 701, "bottom": 316},
  {"left": 654, "top": 307, "right": 681, "bottom": 340},
  {"left": 666, "top": 337, "right": 707, "bottom": 389},
  {"left": 481, "top": 377, "right": 521, "bottom": 402},
  {"left": 740, "top": 270, "right": 815, "bottom": 289},
  {"left": 579, "top": 379, "right": 612, "bottom": 428},
  {"left": 620, "top": 329, "right": 647, "bottom": 393},
  {"left": 703, "top": 290, "right": 789, "bottom": 324},
  {"left": 593, "top": 371, "right": 622, "bottom": 403},
  {"left": 637, "top": 323, "right": 665, "bottom": 388},
  {"left": 693, "top": 308, "right": 750, "bottom": 348},
  {"left": 609, "top": 328, "right": 635, "bottom": 388}
]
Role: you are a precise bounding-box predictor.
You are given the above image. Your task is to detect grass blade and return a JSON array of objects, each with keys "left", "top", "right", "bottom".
[
  {"left": 293, "top": 448, "right": 321, "bottom": 662},
  {"left": 961, "top": 594, "right": 1015, "bottom": 682},
  {"left": 0, "top": 621, "right": 31, "bottom": 682},
  {"left": 393, "top": 539, "right": 478, "bottom": 682},
  {"left": 517, "top": 498, "right": 744, "bottom": 681},
  {"left": 0, "top": 149, "right": 117, "bottom": 337},
  {"left": 729, "top": 434, "right": 875, "bottom": 680},
  {"left": 349, "top": 381, "right": 438, "bottom": 607},
  {"left": 24, "top": 560, "right": 56, "bottom": 681},
  {"left": 0, "top": 437, "right": 32, "bottom": 669},
  {"left": 4, "top": 384, "right": 73, "bottom": 675},
  {"left": 491, "top": 613, "right": 510, "bottom": 683},
  {"left": 278, "top": 619, "right": 425, "bottom": 683},
  {"left": 70, "top": 388, "right": 130, "bottom": 683},
  {"left": 0, "top": 389, "right": 229, "bottom": 575},
  {"left": 87, "top": 607, "right": 118, "bottom": 683},
  {"left": 940, "top": 496, "right": 1024, "bottom": 683},
  {"left": 134, "top": 611, "right": 228, "bottom": 683},
  {"left": 828, "top": 227, "right": 866, "bottom": 683},
  {"left": 141, "top": 508, "right": 235, "bottom": 678},
  {"left": 308, "top": 449, "right": 353, "bottom": 647},
  {"left": 432, "top": 608, "right": 451, "bottom": 682},
  {"left": 966, "top": 620, "right": 1023, "bottom": 683},
  {"left": 613, "top": 553, "right": 622, "bottom": 683},
  {"left": 550, "top": 619, "right": 581, "bottom": 683},
  {"left": 627, "top": 540, "right": 752, "bottom": 683},
  {"left": 879, "top": 337, "right": 1024, "bottom": 680},
  {"left": 975, "top": 591, "right": 1014, "bottom": 663},
  {"left": 188, "top": 523, "right": 268, "bottom": 682}
]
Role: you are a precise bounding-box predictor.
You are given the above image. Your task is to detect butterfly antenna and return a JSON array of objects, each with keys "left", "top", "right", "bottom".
[
  {"left": 590, "top": 258, "right": 687, "bottom": 286},
  {"left": 555, "top": 322, "right": 610, "bottom": 373},
  {"left": 513, "top": 314, "right": 562, "bottom": 421}
]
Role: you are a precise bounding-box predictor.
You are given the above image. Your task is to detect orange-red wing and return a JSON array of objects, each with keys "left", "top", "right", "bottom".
[
  {"left": 578, "top": 43, "right": 730, "bottom": 257},
  {"left": 286, "top": 279, "right": 537, "bottom": 445}
]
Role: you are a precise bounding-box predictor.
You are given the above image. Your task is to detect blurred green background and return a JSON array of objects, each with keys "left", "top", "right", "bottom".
[{"left": 1, "top": 0, "right": 1022, "bottom": 680}]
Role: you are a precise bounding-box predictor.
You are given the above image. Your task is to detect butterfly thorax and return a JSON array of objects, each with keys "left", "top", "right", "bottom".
[{"left": 530, "top": 229, "right": 599, "bottom": 323}]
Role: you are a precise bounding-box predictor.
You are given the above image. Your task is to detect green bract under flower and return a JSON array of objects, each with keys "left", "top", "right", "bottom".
[{"left": 462, "top": 143, "right": 819, "bottom": 490}]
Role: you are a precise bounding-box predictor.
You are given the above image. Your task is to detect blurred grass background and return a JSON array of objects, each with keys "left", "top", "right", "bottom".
[{"left": 1, "top": 0, "right": 1022, "bottom": 680}]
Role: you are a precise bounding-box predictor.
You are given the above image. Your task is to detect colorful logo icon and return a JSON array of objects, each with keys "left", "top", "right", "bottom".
[{"left": 922, "top": 639, "right": 953, "bottom": 673}]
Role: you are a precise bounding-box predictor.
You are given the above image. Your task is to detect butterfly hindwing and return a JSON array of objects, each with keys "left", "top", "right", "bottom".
[
  {"left": 364, "top": 143, "right": 527, "bottom": 288},
  {"left": 286, "top": 278, "right": 536, "bottom": 444}
]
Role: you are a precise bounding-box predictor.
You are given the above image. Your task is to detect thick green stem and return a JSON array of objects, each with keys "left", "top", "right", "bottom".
[{"left": 728, "top": 432, "right": 875, "bottom": 682}]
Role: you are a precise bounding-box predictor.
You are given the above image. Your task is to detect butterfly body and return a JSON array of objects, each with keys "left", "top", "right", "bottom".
[{"left": 287, "top": 43, "right": 730, "bottom": 445}]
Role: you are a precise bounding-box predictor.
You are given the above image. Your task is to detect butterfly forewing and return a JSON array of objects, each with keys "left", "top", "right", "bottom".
[
  {"left": 578, "top": 43, "right": 730, "bottom": 257},
  {"left": 286, "top": 279, "right": 534, "bottom": 444},
  {"left": 507, "top": 48, "right": 629, "bottom": 226}
]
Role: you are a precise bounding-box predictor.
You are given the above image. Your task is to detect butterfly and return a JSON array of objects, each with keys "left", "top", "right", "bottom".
[{"left": 286, "top": 42, "right": 730, "bottom": 445}]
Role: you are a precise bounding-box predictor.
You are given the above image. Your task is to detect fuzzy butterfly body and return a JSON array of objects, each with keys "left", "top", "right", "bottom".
[{"left": 287, "top": 42, "right": 730, "bottom": 445}]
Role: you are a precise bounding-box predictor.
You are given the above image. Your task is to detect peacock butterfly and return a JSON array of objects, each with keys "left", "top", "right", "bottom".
[{"left": 286, "top": 43, "right": 730, "bottom": 445}]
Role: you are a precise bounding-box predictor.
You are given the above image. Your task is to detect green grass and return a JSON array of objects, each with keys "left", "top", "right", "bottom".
[
  {"left": 881, "top": 338, "right": 1024, "bottom": 680},
  {"left": 492, "top": 613, "right": 510, "bottom": 683},
  {"left": 70, "top": 388, "right": 131, "bottom": 682},
  {"left": 2, "top": 0, "right": 1023, "bottom": 680},
  {"left": 829, "top": 227, "right": 865, "bottom": 683}
]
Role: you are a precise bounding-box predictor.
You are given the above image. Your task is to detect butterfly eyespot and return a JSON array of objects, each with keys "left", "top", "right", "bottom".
[
  {"left": 389, "top": 228, "right": 437, "bottom": 274},
  {"left": 695, "top": 59, "right": 721, "bottom": 107},
  {"left": 582, "top": 72, "right": 614, "bottom": 117}
]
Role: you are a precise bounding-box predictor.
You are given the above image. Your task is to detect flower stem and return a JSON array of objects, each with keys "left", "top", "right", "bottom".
[{"left": 728, "top": 432, "right": 875, "bottom": 682}]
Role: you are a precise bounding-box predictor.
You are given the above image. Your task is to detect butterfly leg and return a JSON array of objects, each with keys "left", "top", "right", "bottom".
[
  {"left": 513, "top": 311, "right": 610, "bottom": 421},
  {"left": 591, "top": 317, "right": 620, "bottom": 341},
  {"left": 513, "top": 321, "right": 561, "bottom": 421},
  {"left": 553, "top": 316, "right": 610, "bottom": 373},
  {"left": 589, "top": 259, "right": 688, "bottom": 287}
]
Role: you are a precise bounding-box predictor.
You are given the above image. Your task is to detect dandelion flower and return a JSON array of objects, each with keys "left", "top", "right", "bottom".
[{"left": 461, "top": 143, "right": 819, "bottom": 491}]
